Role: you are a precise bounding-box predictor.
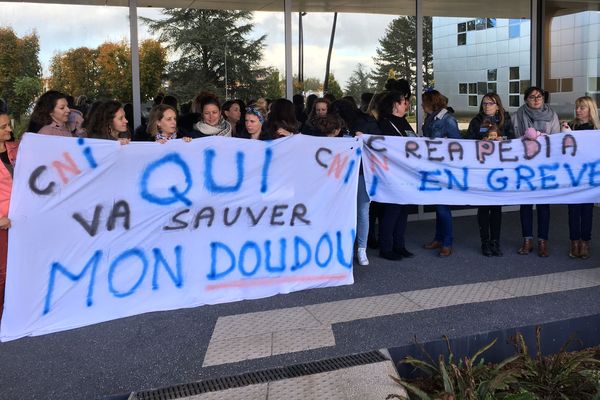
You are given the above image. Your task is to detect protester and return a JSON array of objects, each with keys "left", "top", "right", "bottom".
[
  {"left": 302, "top": 98, "right": 330, "bottom": 135},
  {"left": 27, "top": 90, "right": 83, "bottom": 136},
  {"left": 311, "top": 114, "right": 344, "bottom": 137},
  {"left": 193, "top": 93, "right": 232, "bottom": 137},
  {"left": 222, "top": 99, "right": 245, "bottom": 137},
  {"left": 238, "top": 106, "right": 267, "bottom": 140},
  {"left": 467, "top": 93, "right": 514, "bottom": 256},
  {"left": 148, "top": 104, "right": 193, "bottom": 143},
  {"left": 86, "top": 100, "right": 130, "bottom": 144},
  {"left": 421, "top": 89, "right": 460, "bottom": 257},
  {"left": 561, "top": 96, "right": 600, "bottom": 259},
  {"left": 0, "top": 112, "right": 17, "bottom": 320},
  {"left": 263, "top": 98, "right": 299, "bottom": 139},
  {"left": 376, "top": 90, "right": 415, "bottom": 261},
  {"left": 513, "top": 87, "right": 560, "bottom": 257}
]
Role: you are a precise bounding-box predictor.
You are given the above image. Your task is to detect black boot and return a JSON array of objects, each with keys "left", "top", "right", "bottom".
[
  {"left": 481, "top": 240, "right": 493, "bottom": 257},
  {"left": 490, "top": 240, "right": 503, "bottom": 256}
]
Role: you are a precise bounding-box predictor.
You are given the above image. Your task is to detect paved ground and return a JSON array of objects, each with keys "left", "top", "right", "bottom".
[{"left": 1, "top": 205, "right": 599, "bottom": 399}]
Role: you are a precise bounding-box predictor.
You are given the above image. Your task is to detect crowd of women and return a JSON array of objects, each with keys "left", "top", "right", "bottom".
[{"left": 0, "top": 81, "right": 598, "bottom": 318}]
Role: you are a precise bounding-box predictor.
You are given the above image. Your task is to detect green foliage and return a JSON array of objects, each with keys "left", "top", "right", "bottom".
[
  {"left": 325, "top": 73, "right": 343, "bottom": 99},
  {"left": 391, "top": 336, "right": 522, "bottom": 400},
  {"left": 142, "top": 9, "right": 267, "bottom": 101},
  {"left": 371, "top": 16, "right": 433, "bottom": 92},
  {"left": 388, "top": 329, "right": 600, "bottom": 400},
  {"left": 12, "top": 76, "right": 42, "bottom": 120},
  {"left": 510, "top": 327, "right": 600, "bottom": 399},
  {"left": 344, "top": 63, "right": 373, "bottom": 103},
  {"left": 0, "top": 27, "right": 42, "bottom": 121},
  {"left": 262, "top": 68, "right": 283, "bottom": 99},
  {"left": 294, "top": 76, "right": 322, "bottom": 94}
]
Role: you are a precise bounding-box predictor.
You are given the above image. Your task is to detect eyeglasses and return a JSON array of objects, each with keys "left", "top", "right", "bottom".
[
  {"left": 527, "top": 95, "right": 544, "bottom": 101},
  {"left": 482, "top": 102, "right": 496, "bottom": 107}
]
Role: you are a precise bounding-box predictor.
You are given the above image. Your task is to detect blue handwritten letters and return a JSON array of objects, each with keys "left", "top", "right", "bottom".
[{"left": 1, "top": 135, "right": 358, "bottom": 341}]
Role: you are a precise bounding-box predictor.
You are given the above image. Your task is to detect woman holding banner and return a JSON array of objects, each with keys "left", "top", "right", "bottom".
[
  {"left": 562, "top": 96, "right": 600, "bottom": 259},
  {"left": 513, "top": 87, "right": 560, "bottom": 257},
  {"left": 148, "top": 104, "right": 193, "bottom": 143},
  {"left": 376, "top": 90, "right": 415, "bottom": 261},
  {"left": 421, "top": 90, "right": 461, "bottom": 257},
  {"left": 467, "top": 93, "right": 514, "bottom": 257},
  {"left": 0, "top": 112, "right": 18, "bottom": 319},
  {"left": 193, "top": 92, "right": 232, "bottom": 137},
  {"left": 27, "top": 90, "right": 84, "bottom": 137},
  {"left": 86, "top": 100, "right": 131, "bottom": 143}
]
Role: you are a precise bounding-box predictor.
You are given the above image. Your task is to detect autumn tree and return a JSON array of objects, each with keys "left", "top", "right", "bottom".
[
  {"left": 0, "top": 28, "right": 42, "bottom": 121},
  {"left": 344, "top": 63, "right": 373, "bottom": 102},
  {"left": 142, "top": 9, "right": 267, "bottom": 101},
  {"left": 371, "top": 16, "right": 433, "bottom": 91},
  {"left": 49, "top": 47, "right": 98, "bottom": 98},
  {"left": 49, "top": 39, "right": 166, "bottom": 103}
]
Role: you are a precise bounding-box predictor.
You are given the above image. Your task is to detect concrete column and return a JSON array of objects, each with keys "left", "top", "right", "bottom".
[
  {"left": 129, "top": 0, "right": 142, "bottom": 129},
  {"left": 284, "top": 0, "right": 293, "bottom": 99}
]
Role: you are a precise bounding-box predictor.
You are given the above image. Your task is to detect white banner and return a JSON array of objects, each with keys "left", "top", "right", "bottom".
[
  {"left": 362, "top": 131, "right": 600, "bottom": 205},
  {"left": 1, "top": 134, "right": 359, "bottom": 341}
]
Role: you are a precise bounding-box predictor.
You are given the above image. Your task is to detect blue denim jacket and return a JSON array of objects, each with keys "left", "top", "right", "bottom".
[{"left": 423, "top": 108, "right": 461, "bottom": 139}]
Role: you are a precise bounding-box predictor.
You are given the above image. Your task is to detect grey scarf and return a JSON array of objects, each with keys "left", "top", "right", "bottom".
[
  {"left": 514, "top": 104, "right": 555, "bottom": 136},
  {"left": 194, "top": 118, "right": 232, "bottom": 137}
]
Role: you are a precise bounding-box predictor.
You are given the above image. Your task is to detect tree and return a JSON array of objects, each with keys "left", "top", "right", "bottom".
[
  {"left": 371, "top": 16, "right": 433, "bottom": 92},
  {"left": 0, "top": 28, "right": 42, "bottom": 121},
  {"left": 326, "top": 73, "right": 343, "bottom": 99},
  {"left": 262, "top": 68, "right": 283, "bottom": 99},
  {"left": 48, "top": 39, "right": 166, "bottom": 103},
  {"left": 142, "top": 9, "right": 267, "bottom": 101},
  {"left": 344, "top": 63, "right": 373, "bottom": 102},
  {"left": 49, "top": 47, "right": 98, "bottom": 98}
]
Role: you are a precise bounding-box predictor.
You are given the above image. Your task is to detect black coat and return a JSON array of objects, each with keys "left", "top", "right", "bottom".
[
  {"left": 467, "top": 112, "right": 514, "bottom": 140},
  {"left": 377, "top": 113, "right": 414, "bottom": 137}
]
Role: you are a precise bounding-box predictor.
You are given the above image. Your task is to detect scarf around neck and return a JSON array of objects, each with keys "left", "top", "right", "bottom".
[
  {"left": 515, "top": 103, "right": 555, "bottom": 135},
  {"left": 194, "top": 117, "right": 232, "bottom": 137}
]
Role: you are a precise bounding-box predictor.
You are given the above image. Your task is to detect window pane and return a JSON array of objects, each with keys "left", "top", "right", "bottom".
[
  {"left": 509, "top": 67, "right": 520, "bottom": 80},
  {"left": 459, "top": 83, "right": 468, "bottom": 94},
  {"left": 467, "top": 20, "right": 476, "bottom": 31},
  {"left": 487, "top": 69, "right": 497, "bottom": 81},
  {"left": 509, "top": 81, "right": 520, "bottom": 93},
  {"left": 458, "top": 22, "right": 466, "bottom": 32},
  {"left": 543, "top": 0, "right": 600, "bottom": 120},
  {"left": 487, "top": 82, "right": 497, "bottom": 93},
  {"left": 478, "top": 82, "right": 487, "bottom": 95},
  {"left": 469, "top": 95, "right": 478, "bottom": 106},
  {"left": 457, "top": 32, "right": 466, "bottom": 46},
  {"left": 469, "top": 83, "right": 477, "bottom": 94},
  {"left": 520, "top": 80, "right": 530, "bottom": 94},
  {"left": 509, "top": 95, "right": 520, "bottom": 107}
]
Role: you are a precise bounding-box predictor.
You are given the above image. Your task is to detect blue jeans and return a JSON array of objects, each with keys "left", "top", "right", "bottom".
[
  {"left": 568, "top": 204, "right": 593, "bottom": 241},
  {"left": 520, "top": 204, "right": 550, "bottom": 240},
  {"left": 434, "top": 205, "right": 453, "bottom": 247},
  {"left": 356, "top": 175, "right": 370, "bottom": 248}
]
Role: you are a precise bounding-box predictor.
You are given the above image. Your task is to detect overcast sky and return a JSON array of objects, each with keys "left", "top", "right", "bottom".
[{"left": 0, "top": 3, "right": 395, "bottom": 92}]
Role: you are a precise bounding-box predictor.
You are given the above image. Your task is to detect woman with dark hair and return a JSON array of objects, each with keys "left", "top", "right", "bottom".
[
  {"left": 302, "top": 98, "right": 330, "bottom": 135},
  {"left": 421, "top": 90, "right": 461, "bottom": 257},
  {"left": 193, "top": 92, "right": 232, "bottom": 137},
  {"left": 222, "top": 99, "right": 245, "bottom": 136},
  {"left": 375, "top": 91, "right": 415, "bottom": 261},
  {"left": 27, "top": 90, "right": 83, "bottom": 136},
  {"left": 562, "top": 96, "right": 600, "bottom": 259},
  {"left": 263, "top": 98, "right": 299, "bottom": 139},
  {"left": 513, "top": 87, "right": 560, "bottom": 257},
  {"left": 467, "top": 93, "right": 514, "bottom": 257},
  {"left": 147, "top": 104, "right": 193, "bottom": 143},
  {"left": 0, "top": 112, "right": 18, "bottom": 320},
  {"left": 237, "top": 106, "right": 268, "bottom": 140},
  {"left": 86, "top": 100, "right": 130, "bottom": 143}
]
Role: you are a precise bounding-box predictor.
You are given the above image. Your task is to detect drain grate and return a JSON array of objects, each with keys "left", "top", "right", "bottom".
[{"left": 129, "top": 350, "right": 387, "bottom": 400}]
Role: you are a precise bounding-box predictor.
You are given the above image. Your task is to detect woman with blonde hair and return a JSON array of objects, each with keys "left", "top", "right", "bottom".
[{"left": 562, "top": 96, "right": 600, "bottom": 259}]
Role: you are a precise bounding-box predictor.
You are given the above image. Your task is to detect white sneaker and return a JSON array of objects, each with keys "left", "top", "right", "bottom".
[{"left": 357, "top": 248, "right": 369, "bottom": 266}]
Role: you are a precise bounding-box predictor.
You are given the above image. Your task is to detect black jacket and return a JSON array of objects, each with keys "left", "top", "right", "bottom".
[{"left": 467, "top": 112, "right": 514, "bottom": 140}]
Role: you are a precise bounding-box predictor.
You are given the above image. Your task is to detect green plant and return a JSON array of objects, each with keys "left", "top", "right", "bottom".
[
  {"left": 388, "top": 336, "right": 521, "bottom": 400},
  {"left": 510, "top": 327, "right": 600, "bottom": 399}
]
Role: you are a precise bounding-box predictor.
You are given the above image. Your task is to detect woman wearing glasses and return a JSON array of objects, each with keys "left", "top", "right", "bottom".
[
  {"left": 467, "top": 93, "right": 514, "bottom": 257},
  {"left": 513, "top": 86, "right": 560, "bottom": 257}
]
